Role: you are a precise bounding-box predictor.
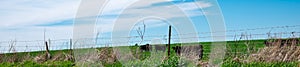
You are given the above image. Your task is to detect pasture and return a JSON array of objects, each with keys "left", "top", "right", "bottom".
[{"left": 0, "top": 39, "right": 299, "bottom": 67}]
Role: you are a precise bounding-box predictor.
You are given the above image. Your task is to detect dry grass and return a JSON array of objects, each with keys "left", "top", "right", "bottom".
[
  {"left": 247, "top": 38, "right": 300, "bottom": 62},
  {"left": 197, "top": 61, "right": 209, "bottom": 67},
  {"left": 34, "top": 53, "right": 50, "bottom": 63},
  {"left": 97, "top": 48, "right": 117, "bottom": 64},
  {"left": 176, "top": 45, "right": 204, "bottom": 66},
  {"left": 248, "top": 46, "right": 300, "bottom": 62},
  {"left": 180, "top": 46, "right": 201, "bottom": 62},
  {"left": 50, "top": 52, "right": 74, "bottom": 61}
]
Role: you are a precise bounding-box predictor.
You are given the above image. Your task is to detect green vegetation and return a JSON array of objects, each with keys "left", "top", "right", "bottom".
[
  {"left": 222, "top": 60, "right": 299, "bottom": 67},
  {"left": 0, "top": 61, "right": 73, "bottom": 67},
  {"left": 0, "top": 39, "right": 299, "bottom": 67}
]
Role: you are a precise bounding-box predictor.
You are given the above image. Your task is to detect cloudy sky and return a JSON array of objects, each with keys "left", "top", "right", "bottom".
[{"left": 1, "top": 0, "right": 300, "bottom": 42}]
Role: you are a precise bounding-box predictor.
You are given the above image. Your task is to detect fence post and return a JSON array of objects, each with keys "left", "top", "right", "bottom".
[
  {"left": 234, "top": 34, "right": 237, "bottom": 57},
  {"left": 48, "top": 39, "right": 51, "bottom": 50},
  {"left": 69, "top": 38, "right": 73, "bottom": 56},
  {"left": 45, "top": 41, "right": 49, "bottom": 53},
  {"left": 45, "top": 41, "right": 51, "bottom": 59},
  {"left": 168, "top": 25, "right": 171, "bottom": 58}
]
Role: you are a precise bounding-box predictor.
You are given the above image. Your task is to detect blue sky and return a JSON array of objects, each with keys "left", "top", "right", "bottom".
[
  {"left": 219, "top": 0, "right": 300, "bottom": 29},
  {"left": 0, "top": 0, "right": 300, "bottom": 53},
  {"left": 0, "top": 0, "right": 300, "bottom": 42}
]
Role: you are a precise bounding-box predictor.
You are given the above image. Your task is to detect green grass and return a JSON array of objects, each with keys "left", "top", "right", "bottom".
[
  {"left": 0, "top": 61, "right": 73, "bottom": 67},
  {"left": 222, "top": 60, "right": 299, "bottom": 67},
  {"left": 0, "top": 39, "right": 299, "bottom": 67}
]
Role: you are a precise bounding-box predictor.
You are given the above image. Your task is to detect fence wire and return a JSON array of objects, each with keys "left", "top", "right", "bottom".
[{"left": 0, "top": 25, "right": 299, "bottom": 54}]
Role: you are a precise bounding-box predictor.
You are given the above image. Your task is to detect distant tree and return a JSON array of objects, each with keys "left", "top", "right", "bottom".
[{"left": 136, "top": 21, "right": 146, "bottom": 45}]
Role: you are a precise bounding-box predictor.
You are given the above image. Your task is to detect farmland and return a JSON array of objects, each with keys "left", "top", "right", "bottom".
[{"left": 0, "top": 39, "right": 299, "bottom": 67}]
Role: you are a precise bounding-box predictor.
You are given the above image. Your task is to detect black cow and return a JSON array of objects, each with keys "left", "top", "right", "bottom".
[
  {"left": 140, "top": 44, "right": 151, "bottom": 52},
  {"left": 140, "top": 44, "right": 166, "bottom": 52},
  {"left": 153, "top": 45, "right": 166, "bottom": 51},
  {"left": 172, "top": 46, "right": 182, "bottom": 55},
  {"left": 172, "top": 45, "right": 204, "bottom": 60}
]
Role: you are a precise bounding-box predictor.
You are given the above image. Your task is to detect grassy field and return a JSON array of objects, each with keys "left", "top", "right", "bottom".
[{"left": 0, "top": 39, "right": 299, "bottom": 67}]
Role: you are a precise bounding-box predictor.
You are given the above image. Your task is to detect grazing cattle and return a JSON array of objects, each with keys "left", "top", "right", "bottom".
[
  {"left": 172, "top": 45, "right": 204, "bottom": 60},
  {"left": 153, "top": 45, "right": 166, "bottom": 51},
  {"left": 140, "top": 44, "right": 166, "bottom": 52},
  {"left": 264, "top": 38, "right": 300, "bottom": 47},
  {"left": 140, "top": 44, "right": 151, "bottom": 52},
  {"left": 172, "top": 46, "right": 182, "bottom": 55}
]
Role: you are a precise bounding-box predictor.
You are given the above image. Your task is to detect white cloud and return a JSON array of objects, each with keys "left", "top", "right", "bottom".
[
  {"left": 0, "top": 0, "right": 80, "bottom": 27},
  {"left": 0, "top": 0, "right": 212, "bottom": 41},
  {"left": 0, "top": 0, "right": 215, "bottom": 53},
  {"left": 0, "top": 26, "right": 73, "bottom": 41},
  {"left": 0, "top": 0, "right": 80, "bottom": 41},
  {"left": 96, "top": 0, "right": 211, "bottom": 32}
]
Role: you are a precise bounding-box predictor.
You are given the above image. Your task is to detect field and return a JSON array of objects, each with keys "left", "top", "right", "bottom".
[{"left": 0, "top": 39, "right": 299, "bottom": 67}]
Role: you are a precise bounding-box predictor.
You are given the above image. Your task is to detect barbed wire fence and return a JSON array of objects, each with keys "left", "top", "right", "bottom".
[{"left": 0, "top": 25, "right": 299, "bottom": 54}]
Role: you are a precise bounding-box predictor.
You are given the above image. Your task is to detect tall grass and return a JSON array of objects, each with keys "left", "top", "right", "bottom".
[
  {"left": 0, "top": 38, "right": 299, "bottom": 66},
  {"left": 222, "top": 60, "right": 298, "bottom": 67}
]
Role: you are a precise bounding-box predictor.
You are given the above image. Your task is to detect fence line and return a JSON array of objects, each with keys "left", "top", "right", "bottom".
[{"left": 0, "top": 25, "right": 300, "bottom": 53}]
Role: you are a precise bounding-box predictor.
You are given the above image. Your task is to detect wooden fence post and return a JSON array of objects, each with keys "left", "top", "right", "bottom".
[
  {"left": 168, "top": 25, "right": 171, "bottom": 58},
  {"left": 48, "top": 39, "right": 51, "bottom": 50},
  {"left": 70, "top": 39, "right": 73, "bottom": 54},
  {"left": 45, "top": 41, "right": 51, "bottom": 59}
]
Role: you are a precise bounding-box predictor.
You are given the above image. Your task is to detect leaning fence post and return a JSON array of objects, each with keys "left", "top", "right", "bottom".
[
  {"left": 48, "top": 39, "right": 51, "bottom": 50},
  {"left": 45, "top": 41, "right": 49, "bottom": 54},
  {"left": 45, "top": 41, "right": 51, "bottom": 60}
]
